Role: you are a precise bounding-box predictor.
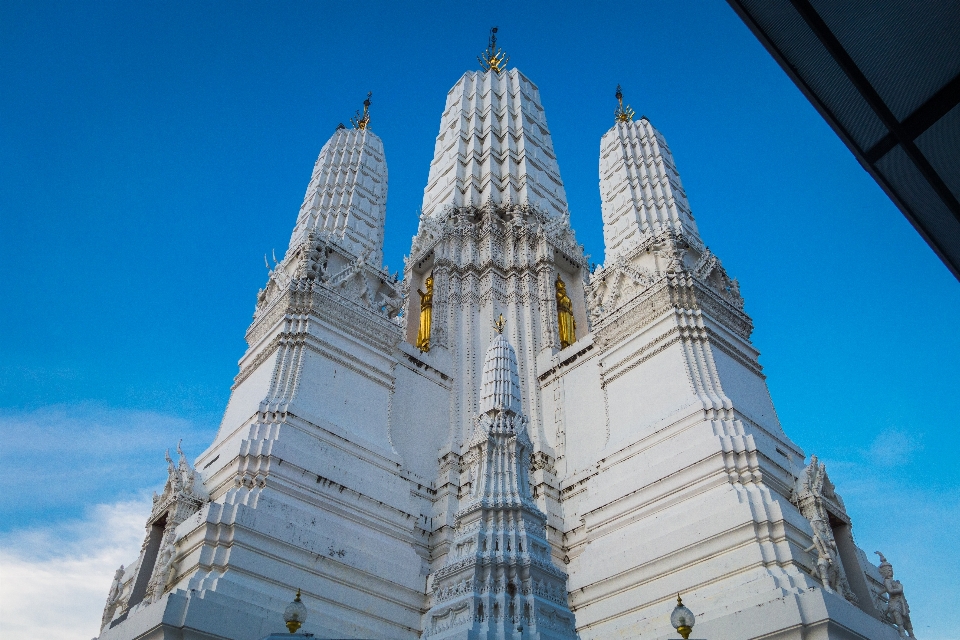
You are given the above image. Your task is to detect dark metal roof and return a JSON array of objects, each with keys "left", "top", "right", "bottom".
[{"left": 727, "top": 0, "right": 960, "bottom": 279}]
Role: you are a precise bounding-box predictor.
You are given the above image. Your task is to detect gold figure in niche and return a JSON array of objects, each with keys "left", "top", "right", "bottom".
[
  {"left": 556, "top": 274, "right": 576, "bottom": 349},
  {"left": 416, "top": 274, "right": 434, "bottom": 352}
]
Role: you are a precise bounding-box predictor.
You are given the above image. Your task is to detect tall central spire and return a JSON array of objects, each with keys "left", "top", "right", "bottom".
[{"left": 420, "top": 48, "right": 569, "bottom": 219}]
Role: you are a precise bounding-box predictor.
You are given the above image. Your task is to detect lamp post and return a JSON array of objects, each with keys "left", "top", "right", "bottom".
[
  {"left": 670, "top": 593, "right": 695, "bottom": 640},
  {"left": 283, "top": 589, "right": 308, "bottom": 634}
]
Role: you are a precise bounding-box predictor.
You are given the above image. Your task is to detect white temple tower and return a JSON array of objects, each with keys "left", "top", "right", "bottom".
[
  {"left": 543, "top": 92, "right": 903, "bottom": 639},
  {"left": 98, "top": 34, "right": 915, "bottom": 640}
]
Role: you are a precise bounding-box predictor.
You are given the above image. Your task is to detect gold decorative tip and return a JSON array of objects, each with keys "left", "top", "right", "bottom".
[
  {"left": 295, "top": 588, "right": 302, "bottom": 602},
  {"left": 615, "top": 84, "right": 635, "bottom": 123},
  {"left": 351, "top": 92, "right": 372, "bottom": 130},
  {"left": 494, "top": 314, "right": 506, "bottom": 334},
  {"left": 676, "top": 593, "right": 683, "bottom": 606},
  {"left": 478, "top": 26, "right": 509, "bottom": 74}
]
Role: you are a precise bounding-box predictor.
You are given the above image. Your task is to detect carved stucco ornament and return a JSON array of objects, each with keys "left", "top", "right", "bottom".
[
  {"left": 99, "top": 564, "right": 126, "bottom": 629},
  {"left": 100, "top": 443, "right": 209, "bottom": 629},
  {"left": 142, "top": 443, "right": 209, "bottom": 605},
  {"left": 875, "top": 551, "right": 916, "bottom": 638},
  {"left": 791, "top": 455, "right": 858, "bottom": 603}
]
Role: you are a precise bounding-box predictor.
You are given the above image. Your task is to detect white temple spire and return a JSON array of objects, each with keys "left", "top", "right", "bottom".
[
  {"left": 420, "top": 68, "right": 568, "bottom": 219},
  {"left": 599, "top": 86, "right": 700, "bottom": 264},
  {"left": 288, "top": 98, "right": 388, "bottom": 265}
]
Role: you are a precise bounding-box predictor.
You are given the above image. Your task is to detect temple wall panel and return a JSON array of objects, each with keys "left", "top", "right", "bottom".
[
  {"left": 603, "top": 340, "right": 695, "bottom": 448},
  {"left": 291, "top": 349, "right": 393, "bottom": 457},
  {"left": 390, "top": 351, "right": 453, "bottom": 481},
  {"left": 555, "top": 355, "right": 606, "bottom": 475},
  {"left": 709, "top": 345, "right": 783, "bottom": 436}
]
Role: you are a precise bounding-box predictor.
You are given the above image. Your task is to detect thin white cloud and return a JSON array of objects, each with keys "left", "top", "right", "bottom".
[
  {"left": 0, "top": 498, "right": 151, "bottom": 640},
  {"left": 865, "top": 427, "right": 924, "bottom": 467},
  {"left": 0, "top": 403, "right": 214, "bottom": 522}
]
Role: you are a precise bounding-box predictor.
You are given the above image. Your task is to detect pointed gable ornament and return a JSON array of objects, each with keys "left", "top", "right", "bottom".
[
  {"left": 791, "top": 456, "right": 858, "bottom": 603},
  {"left": 140, "top": 443, "right": 209, "bottom": 604}
]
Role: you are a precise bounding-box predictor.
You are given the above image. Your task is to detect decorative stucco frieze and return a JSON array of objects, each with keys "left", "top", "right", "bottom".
[{"left": 587, "top": 230, "right": 748, "bottom": 343}]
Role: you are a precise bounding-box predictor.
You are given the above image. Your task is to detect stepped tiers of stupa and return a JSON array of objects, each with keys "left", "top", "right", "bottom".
[{"left": 97, "top": 39, "right": 917, "bottom": 640}]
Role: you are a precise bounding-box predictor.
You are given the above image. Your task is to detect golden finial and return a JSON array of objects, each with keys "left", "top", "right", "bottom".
[
  {"left": 493, "top": 313, "right": 506, "bottom": 334},
  {"left": 350, "top": 92, "right": 372, "bottom": 130},
  {"left": 615, "top": 84, "right": 635, "bottom": 123},
  {"left": 478, "top": 27, "right": 509, "bottom": 74}
]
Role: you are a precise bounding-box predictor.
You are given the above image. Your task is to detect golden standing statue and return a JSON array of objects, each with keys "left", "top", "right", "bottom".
[
  {"left": 556, "top": 274, "right": 576, "bottom": 349},
  {"left": 416, "top": 274, "right": 434, "bottom": 352}
]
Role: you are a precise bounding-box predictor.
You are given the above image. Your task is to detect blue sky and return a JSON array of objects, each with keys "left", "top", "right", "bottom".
[{"left": 1, "top": 1, "right": 958, "bottom": 639}]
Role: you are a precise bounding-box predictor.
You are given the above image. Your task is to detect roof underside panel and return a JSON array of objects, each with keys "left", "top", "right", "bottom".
[{"left": 727, "top": 0, "right": 960, "bottom": 280}]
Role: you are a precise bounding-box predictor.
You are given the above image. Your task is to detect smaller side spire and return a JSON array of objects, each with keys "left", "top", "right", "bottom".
[
  {"left": 287, "top": 109, "right": 388, "bottom": 264},
  {"left": 615, "top": 84, "right": 635, "bottom": 123},
  {"left": 350, "top": 92, "right": 372, "bottom": 130},
  {"left": 423, "top": 327, "right": 577, "bottom": 639},
  {"left": 598, "top": 102, "right": 700, "bottom": 263},
  {"left": 478, "top": 26, "right": 509, "bottom": 73}
]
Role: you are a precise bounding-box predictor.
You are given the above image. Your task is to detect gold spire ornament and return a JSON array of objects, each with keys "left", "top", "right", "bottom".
[
  {"left": 555, "top": 274, "right": 576, "bottom": 349},
  {"left": 494, "top": 313, "right": 506, "bottom": 334},
  {"left": 350, "top": 92, "right": 372, "bottom": 130},
  {"left": 614, "top": 84, "right": 635, "bottom": 123},
  {"left": 478, "top": 27, "right": 509, "bottom": 74},
  {"left": 416, "top": 274, "right": 433, "bottom": 352}
]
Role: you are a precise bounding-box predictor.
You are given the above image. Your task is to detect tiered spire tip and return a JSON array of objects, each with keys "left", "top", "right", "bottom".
[{"left": 479, "top": 321, "right": 522, "bottom": 415}]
